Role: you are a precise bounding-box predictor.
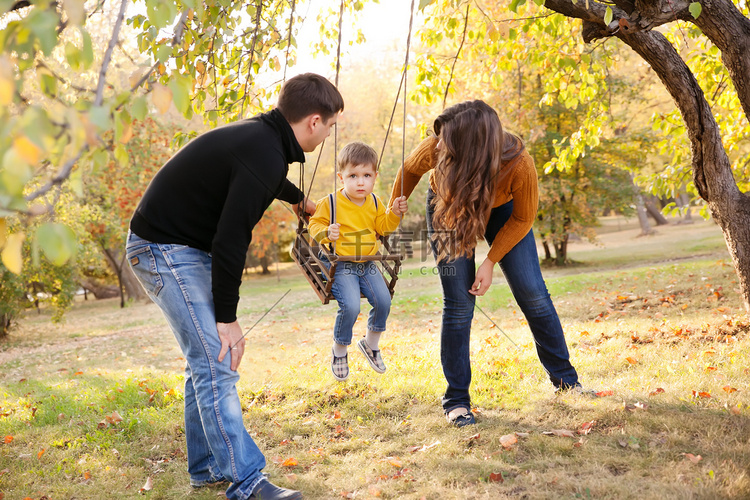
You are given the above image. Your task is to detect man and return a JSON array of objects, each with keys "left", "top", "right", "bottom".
[{"left": 126, "top": 73, "right": 343, "bottom": 500}]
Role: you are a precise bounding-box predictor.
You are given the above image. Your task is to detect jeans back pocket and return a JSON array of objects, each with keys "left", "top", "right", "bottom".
[{"left": 126, "top": 246, "right": 163, "bottom": 297}]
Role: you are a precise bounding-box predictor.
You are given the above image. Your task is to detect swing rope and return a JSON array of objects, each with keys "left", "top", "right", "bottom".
[{"left": 291, "top": 0, "right": 417, "bottom": 304}]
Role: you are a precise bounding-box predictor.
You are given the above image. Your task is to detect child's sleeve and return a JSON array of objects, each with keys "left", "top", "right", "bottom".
[
  {"left": 374, "top": 194, "right": 401, "bottom": 237},
  {"left": 308, "top": 197, "right": 332, "bottom": 244}
]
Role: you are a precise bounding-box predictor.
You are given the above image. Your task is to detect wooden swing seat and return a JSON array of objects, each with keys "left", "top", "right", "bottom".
[{"left": 291, "top": 218, "right": 402, "bottom": 305}]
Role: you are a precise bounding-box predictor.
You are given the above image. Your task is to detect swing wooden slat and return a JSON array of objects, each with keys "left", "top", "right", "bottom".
[{"left": 291, "top": 216, "right": 403, "bottom": 305}]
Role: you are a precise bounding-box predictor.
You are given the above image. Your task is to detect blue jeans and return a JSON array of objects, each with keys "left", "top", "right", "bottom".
[
  {"left": 324, "top": 257, "right": 391, "bottom": 345},
  {"left": 125, "top": 232, "right": 265, "bottom": 500},
  {"left": 426, "top": 191, "right": 579, "bottom": 412}
]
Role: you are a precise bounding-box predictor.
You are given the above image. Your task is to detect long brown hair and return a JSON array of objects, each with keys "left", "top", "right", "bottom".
[{"left": 431, "top": 100, "right": 522, "bottom": 261}]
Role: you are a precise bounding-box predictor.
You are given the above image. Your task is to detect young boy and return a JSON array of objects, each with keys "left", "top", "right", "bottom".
[{"left": 308, "top": 142, "right": 408, "bottom": 381}]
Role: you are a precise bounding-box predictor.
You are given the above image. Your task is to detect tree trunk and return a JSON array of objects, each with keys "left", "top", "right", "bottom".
[
  {"left": 678, "top": 193, "right": 693, "bottom": 223},
  {"left": 78, "top": 278, "right": 119, "bottom": 299},
  {"left": 543, "top": 0, "right": 750, "bottom": 314},
  {"left": 630, "top": 173, "right": 653, "bottom": 236},
  {"left": 644, "top": 197, "right": 669, "bottom": 225}
]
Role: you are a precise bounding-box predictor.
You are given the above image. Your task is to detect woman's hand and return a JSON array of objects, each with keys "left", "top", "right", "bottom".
[
  {"left": 217, "top": 321, "right": 245, "bottom": 371},
  {"left": 328, "top": 223, "right": 340, "bottom": 241},
  {"left": 469, "top": 258, "right": 494, "bottom": 296},
  {"left": 391, "top": 196, "right": 408, "bottom": 216}
]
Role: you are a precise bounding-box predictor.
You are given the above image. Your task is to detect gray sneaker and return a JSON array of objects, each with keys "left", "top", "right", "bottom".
[
  {"left": 357, "top": 338, "right": 386, "bottom": 374},
  {"left": 331, "top": 350, "right": 349, "bottom": 381}
]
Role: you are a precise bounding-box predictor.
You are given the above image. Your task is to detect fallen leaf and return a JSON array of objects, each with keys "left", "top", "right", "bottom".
[
  {"left": 579, "top": 421, "right": 595, "bottom": 435},
  {"left": 83, "top": 471, "right": 91, "bottom": 480},
  {"left": 368, "top": 486, "right": 382, "bottom": 497},
  {"left": 285, "top": 473, "right": 297, "bottom": 483},
  {"left": 281, "top": 457, "right": 298, "bottom": 467},
  {"left": 543, "top": 429, "right": 576, "bottom": 438},
  {"left": 105, "top": 411, "right": 123, "bottom": 424},
  {"left": 684, "top": 453, "right": 702, "bottom": 464},
  {"left": 488, "top": 471, "right": 504, "bottom": 483},
  {"left": 693, "top": 391, "right": 711, "bottom": 399},
  {"left": 333, "top": 410, "right": 341, "bottom": 419},
  {"left": 388, "top": 457, "right": 402, "bottom": 468},
  {"left": 515, "top": 432, "right": 530, "bottom": 438},
  {"left": 596, "top": 390, "right": 614, "bottom": 397},
  {"left": 625, "top": 357, "right": 638, "bottom": 365},
  {"left": 3, "top": 436, "right": 12, "bottom": 444},
  {"left": 499, "top": 434, "right": 517, "bottom": 449},
  {"left": 649, "top": 388, "right": 665, "bottom": 396},
  {"left": 723, "top": 386, "right": 738, "bottom": 394},
  {"left": 618, "top": 439, "right": 628, "bottom": 448},
  {"left": 467, "top": 433, "right": 480, "bottom": 441},
  {"left": 37, "top": 448, "right": 45, "bottom": 459},
  {"left": 140, "top": 476, "right": 153, "bottom": 492}
]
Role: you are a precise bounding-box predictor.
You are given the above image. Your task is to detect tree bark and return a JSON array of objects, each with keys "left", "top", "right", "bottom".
[
  {"left": 645, "top": 196, "right": 669, "bottom": 225},
  {"left": 543, "top": 0, "right": 750, "bottom": 313},
  {"left": 78, "top": 278, "right": 119, "bottom": 299}
]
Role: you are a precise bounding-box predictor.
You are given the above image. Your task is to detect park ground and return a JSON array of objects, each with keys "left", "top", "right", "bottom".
[{"left": 1, "top": 216, "right": 749, "bottom": 499}]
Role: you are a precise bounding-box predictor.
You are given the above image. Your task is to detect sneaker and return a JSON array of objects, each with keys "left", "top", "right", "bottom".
[
  {"left": 331, "top": 350, "right": 349, "bottom": 381},
  {"left": 250, "top": 478, "right": 303, "bottom": 499},
  {"left": 356, "top": 338, "right": 386, "bottom": 374},
  {"left": 446, "top": 406, "right": 476, "bottom": 427},
  {"left": 555, "top": 383, "right": 599, "bottom": 398}
]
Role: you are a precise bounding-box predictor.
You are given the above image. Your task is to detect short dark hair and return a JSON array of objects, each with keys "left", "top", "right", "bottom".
[
  {"left": 338, "top": 141, "right": 378, "bottom": 172},
  {"left": 276, "top": 73, "right": 344, "bottom": 124}
]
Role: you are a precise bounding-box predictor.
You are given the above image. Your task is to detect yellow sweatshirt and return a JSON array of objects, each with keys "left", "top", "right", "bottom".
[
  {"left": 389, "top": 135, "right": 538, "bottom": 263},
  {"left": 309, "top": 189, "right": 401, "bottom": 259}
]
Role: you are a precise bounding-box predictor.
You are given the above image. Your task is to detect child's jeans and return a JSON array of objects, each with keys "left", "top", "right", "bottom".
[{"left": 324, "top": 258, "right": 391, "bottom": 345}]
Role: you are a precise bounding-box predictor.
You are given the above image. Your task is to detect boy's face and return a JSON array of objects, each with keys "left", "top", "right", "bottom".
[{"left": 338, "top": 163, "right": 377, "bottom": 204}]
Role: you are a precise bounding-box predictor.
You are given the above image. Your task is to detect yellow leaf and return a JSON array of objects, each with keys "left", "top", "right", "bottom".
[
  {"left": 119, "top": 120, "right": 133, "bottom": 144},
  {"left": 1, "top": 232, "right": 25, "bottom": 274},
  {"left": 281, "top": 457, "right": 298, "bottom": 467},
  {"left": 0, "top": 218, "right": 6, "bottom": 248},
  {"left": 62, "top": 0, "right": 85, "bottom": 25},
  {"left": 13, "top": 135, "right": 41, "bottom": 165},
  {"left": 0, "top": 55, "right": 13, "bottom": 106},
  {"left": 151, "top": 83, "right": 172, "bottom": 114}
]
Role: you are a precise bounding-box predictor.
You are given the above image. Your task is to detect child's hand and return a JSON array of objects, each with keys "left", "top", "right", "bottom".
[
  {"left": 328, "top": 223, "right": 340, "bottom": 241},
  {"left": 391, "top": 196, "right": 408, "bottom": 216}
]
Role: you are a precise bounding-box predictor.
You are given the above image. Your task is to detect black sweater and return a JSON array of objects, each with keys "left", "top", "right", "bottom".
[{"left": 130, "top": 109, "right": 305, "bottom": 322}]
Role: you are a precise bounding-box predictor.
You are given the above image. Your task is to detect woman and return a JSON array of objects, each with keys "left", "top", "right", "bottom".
[{"left": 389, "top": 100, "right": 591, "bottom": 427}]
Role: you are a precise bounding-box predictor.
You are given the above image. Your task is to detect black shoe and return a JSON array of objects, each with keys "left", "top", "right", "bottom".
[{"left": 250, "top": 478, "right": 303, "bottom": 499}]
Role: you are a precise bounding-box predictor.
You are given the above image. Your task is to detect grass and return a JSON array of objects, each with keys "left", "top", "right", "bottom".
[{"left": 1, "top": 216, "right": 749, "bottom": 499}]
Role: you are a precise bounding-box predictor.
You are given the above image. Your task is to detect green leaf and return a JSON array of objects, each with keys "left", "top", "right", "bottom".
[
  {"left": 88, "top": 105, "right": 111, "bottom": 131},
  {"left": 131, "top": 96, "right": 149, "bottom": 121},
  {"left": 36, "top": 222, "right": 77, "bottom": 266},
  {"left": 114, "top": 143, "right": 129, "bottom": 167},
  {"left": 604, "top": 7, "right": 613, "bottom": 26},
  {"left": 28, "top": 9, "right": 61, "bottom": 56},
  {"left": 169, "top": 74, "right": 192, "bottom": 115},
  {"left": 509, "top": 0, "right": 526, "bottom": 13},
  {"left": 418, "top": 0, "right": 435, "bottom": 11},
  {"left": 689, "top": 2, "right": 702, "bottom": 19},
  {"left": 80, "top": 31, "right": 94, "bottom": 70}
]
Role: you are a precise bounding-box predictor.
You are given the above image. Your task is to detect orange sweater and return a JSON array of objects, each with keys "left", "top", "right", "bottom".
[{"left": 389, "top": 135, "right": 538, "bottom": 263}]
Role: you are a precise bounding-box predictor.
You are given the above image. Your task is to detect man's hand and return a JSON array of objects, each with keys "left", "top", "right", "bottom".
[
  {"left": 217, "top": 321, "right": 245, "bottom": 371},
  {"left": 391, "top": 196, "right": 408, "bottom": 217},
  {"left": 328, "top": 223, "right": 340, "bottom": 241},
  {"left": 293, "top": 198, "right": 317, "bottom": 219},
  {"left": 469, "top": 258, "right": 494, "bottom": 296}
]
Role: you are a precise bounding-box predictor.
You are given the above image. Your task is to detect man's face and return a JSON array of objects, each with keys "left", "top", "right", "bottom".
[{"left": 304, "top": 113, "right": 338, "bottom": 152}]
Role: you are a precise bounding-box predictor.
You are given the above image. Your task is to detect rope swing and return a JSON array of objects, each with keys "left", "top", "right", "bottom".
[{"left": 291, "top": 0, "right": 416, "bottom": 304}]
